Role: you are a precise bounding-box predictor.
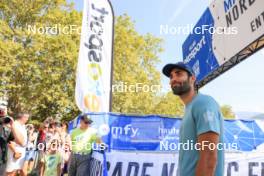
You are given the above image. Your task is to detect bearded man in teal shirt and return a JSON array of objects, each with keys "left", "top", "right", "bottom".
[{"left": 163, "top": 62, "right": 224, "bottom": 176}]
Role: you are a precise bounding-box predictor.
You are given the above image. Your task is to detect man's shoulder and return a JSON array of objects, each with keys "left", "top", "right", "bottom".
[
  {"left": 196, "top": 93, "right": 215, "bottom": 100},
  {"left": 70, "top": 128, "right": 80, "bottom": 135},
  {"left": 193, "top": 93, "right": 218, "bottom": 107},
  {"left": 85, "top": 127, "right": 97, "bottom": 137},
  {"left": 14, "top": 120, "right": 26, "bottom": 129},
  {"left": 89, "top": 127, "right": 97, "bottom": 132}
]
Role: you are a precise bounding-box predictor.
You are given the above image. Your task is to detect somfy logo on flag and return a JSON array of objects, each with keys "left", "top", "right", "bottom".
[{"left": 75, "top": 0, "right": 114, "bottom": 113}]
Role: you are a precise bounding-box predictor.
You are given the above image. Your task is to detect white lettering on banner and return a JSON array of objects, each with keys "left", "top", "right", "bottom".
[
  {"left": 189, "top": 40, "right": 197, "bottom": 51},
  {"left": 192, "top": 60, "right": 200, "bottom": 76},
  {"left": 184, "top": 36, "right": 206, "bottom": 64},
  {"left": 159, "top": 127, "right": 179, "bottom": 136},
  {"left": 111, "top": 124, "right": 139, "bottom": 139}
]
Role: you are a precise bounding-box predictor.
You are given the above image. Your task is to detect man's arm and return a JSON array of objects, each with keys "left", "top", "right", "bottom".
[
  {"left": 10, "top": 121, "right": 26, "bottom": 146},
  {"left": 40, "top": 159, "right": 45, "bottom": 176},
  {"left": 65, "top": 134, "right": 71, "bottom": 148},
  {"left": 95, "top": 136, "right": 102, "bottom": 143},
  {"left": 195, "top": 132, "right": 219, "bottom": 176},
  {"left": 7, "top": 141, "right": 16, "bottom": 153},
  {"left": 57, "top": 162, "right": 61, "bottom": 176}
]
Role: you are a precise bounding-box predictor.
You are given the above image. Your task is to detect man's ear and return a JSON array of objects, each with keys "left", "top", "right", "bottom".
[
  {"left": 190, "top": 75, "right": 197, "bottom": 90},
  {"left": 191, "top": 75, "right": 196, "bottom": 83}
]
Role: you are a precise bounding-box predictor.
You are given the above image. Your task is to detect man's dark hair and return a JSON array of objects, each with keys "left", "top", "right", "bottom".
[
  {"left": 16, "top": 112, "right": 30, "bottom": 119},
  {"left": 186, "top": 73, "right": 199, "bottom": 92},
  {"left": 62, "top": 122, "right": 69, "bottom": 129},
  {"left": 187, "top": 72, "right": 192, "bottom": 77}
]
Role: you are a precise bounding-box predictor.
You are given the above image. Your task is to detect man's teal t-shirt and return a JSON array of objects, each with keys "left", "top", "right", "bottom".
[{"left": 177, "top": 93, "right": 224, "bottom": 176}]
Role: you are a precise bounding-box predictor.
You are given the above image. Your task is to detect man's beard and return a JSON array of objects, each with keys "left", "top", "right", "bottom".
[{"left": 171, "top": 80, "right": 191, "bottom": 96}]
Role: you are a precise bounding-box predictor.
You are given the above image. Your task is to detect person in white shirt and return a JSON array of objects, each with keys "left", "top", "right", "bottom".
[
  {"left": 22, "top": 124, "right": 38, "bottom": 175},
  {"left": 5, "top": 113, "right": 29, "bottom": 176}
]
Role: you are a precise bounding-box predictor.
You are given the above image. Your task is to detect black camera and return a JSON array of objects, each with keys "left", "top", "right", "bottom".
[
  {"left": 0, "top": 116, "right": 11, "bottom": 124},
  {"left": 3, "top": 117, "right": 11, "bottom": 124}
]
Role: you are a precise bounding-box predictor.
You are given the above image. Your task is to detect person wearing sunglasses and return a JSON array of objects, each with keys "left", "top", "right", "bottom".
[{"left": 68, "top": 114, "right": 101, "bottom": 176}]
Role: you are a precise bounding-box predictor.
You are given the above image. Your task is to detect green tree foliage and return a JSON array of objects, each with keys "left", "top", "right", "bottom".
[
  {"left": 112, "top": 15, "right": 161, "bottom": 114},
  {"left": 0, "top": 1, "right": 194, "bottom": 121},
  {"left": 151, "top": 92, "right": 184, "bottom": 117},
  {"left": 112, "top": 15, "right": 184, "bottom": 117},
  {"left": 0, "top": 0, "right": 81, "bottom": 121},
  {"left": 221, "top": 105, "right": 235, "bottom": 119}
]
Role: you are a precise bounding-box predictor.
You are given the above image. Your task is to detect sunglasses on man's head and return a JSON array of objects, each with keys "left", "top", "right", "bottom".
[{"left": 83, "top": 120, "right": 91, "bottom": 124}]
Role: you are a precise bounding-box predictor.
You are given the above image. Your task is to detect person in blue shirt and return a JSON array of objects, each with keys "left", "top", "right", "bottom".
[{"left": 162, "top": 62, "right": 224, "bottom": 176}]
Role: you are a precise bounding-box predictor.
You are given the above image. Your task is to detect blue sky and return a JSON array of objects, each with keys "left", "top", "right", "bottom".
[{"left": 70, "top": 0, "right": 264, "bottom": 113}]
